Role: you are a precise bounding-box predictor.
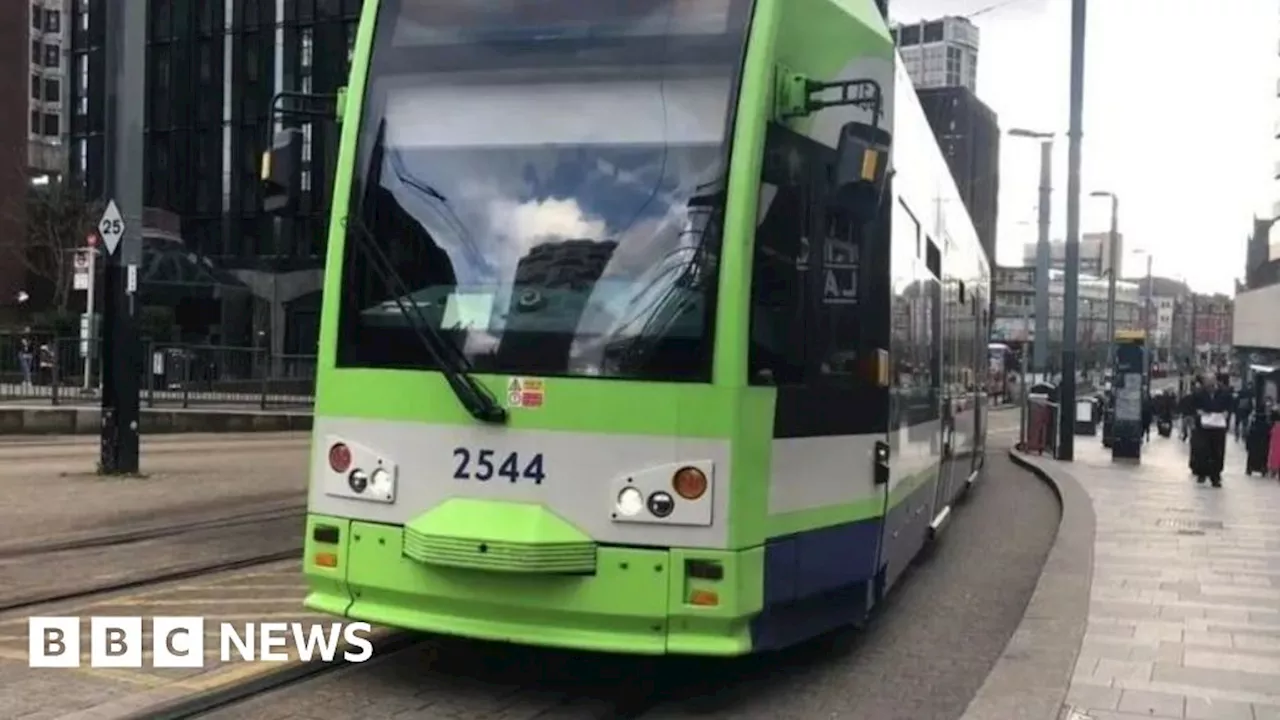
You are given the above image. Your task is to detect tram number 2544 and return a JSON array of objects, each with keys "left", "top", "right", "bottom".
[{"left": 452, "top": 448, "right": 546, "bottom": 484}]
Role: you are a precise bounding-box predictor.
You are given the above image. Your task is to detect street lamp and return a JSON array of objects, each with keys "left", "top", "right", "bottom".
[
  {"left": 1127, "top": 248, "right": 1155, "bottom": 398},
  {"left": 1008, "top": 127, "right": 1055, "bottom": 375},
  {"left": 1090, "top": 190, "right": 1119, "bottom": 373}
]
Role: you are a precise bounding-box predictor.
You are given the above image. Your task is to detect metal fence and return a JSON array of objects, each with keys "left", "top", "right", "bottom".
[{"left": 0, "top": 333, "right": 315, "bottom": 409}]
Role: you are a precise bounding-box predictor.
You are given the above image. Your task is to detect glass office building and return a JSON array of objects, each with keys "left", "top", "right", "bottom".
[{"left": 68, "top": 0, "right": 358, "bottom": 354}]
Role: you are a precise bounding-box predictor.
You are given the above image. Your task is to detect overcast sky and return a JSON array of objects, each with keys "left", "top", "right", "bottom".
[{"left": 889, "top": 0, "right": 1273, "bottom": 294}]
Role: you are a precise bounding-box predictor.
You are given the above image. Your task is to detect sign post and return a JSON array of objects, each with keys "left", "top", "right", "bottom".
[
  {"left": 99, "top": 0, "right": 145, "bottom": 475},
  {"left": 78, "top": 234, "right": 98, "bottom": 391}
]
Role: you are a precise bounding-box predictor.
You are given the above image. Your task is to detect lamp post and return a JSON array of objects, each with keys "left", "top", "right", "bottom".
[
  {"left": 1059, "top": 0, "right": 1088, "bottom": 461},
  {"left": 1009, "top": 127, "right": 1055, "bottom": 376},
  {"left": 1090, "top": 191, "right": 1119, "bottom": 376}
]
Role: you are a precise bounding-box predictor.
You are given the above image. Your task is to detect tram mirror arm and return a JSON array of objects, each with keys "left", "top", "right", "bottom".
[
  {"left": 261, "top": 128, "right": 304, "bottom": 216},
  {"left": 261, "top": 89, "right": 343, "bottom": 216}
]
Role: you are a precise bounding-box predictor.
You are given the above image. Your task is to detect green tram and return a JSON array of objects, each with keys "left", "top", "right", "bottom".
[{"left": 263, "top": 0, "right": 991, "bottom": 656}]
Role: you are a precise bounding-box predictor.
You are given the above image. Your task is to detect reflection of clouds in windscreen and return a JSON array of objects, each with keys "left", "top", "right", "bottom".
[{"left": 488, "top": 196, "right": 607, "bottom": 258}]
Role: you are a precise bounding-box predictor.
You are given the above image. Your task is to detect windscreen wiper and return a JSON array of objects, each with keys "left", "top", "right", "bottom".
[{"left": 343, "top": 215, "right": 507, "bottom": 424}]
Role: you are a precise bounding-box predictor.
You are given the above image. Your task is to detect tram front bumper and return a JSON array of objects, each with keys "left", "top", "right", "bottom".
[{"left": 302, "top": 514, "right": 761, "bottom": 656}]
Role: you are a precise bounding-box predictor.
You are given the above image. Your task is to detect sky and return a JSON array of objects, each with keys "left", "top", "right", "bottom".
[{"left": 889, "top": 0, "right": 1276, "bottom": 294}]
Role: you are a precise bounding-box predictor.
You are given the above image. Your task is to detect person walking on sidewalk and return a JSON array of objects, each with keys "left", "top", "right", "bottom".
[
  {"left": 17, "top": 328, "right": 33, "bottom": 386},
  {"left": 1190, "top": 372, "right": 1233, "bottom": 487},
  {"left": 1178, "top": 382, "right": 1198, "bottom": 442},
  {"left": 1268, "top": 408, "right": 1280, "bottom": 479},
  {"left": 1235, "top": 391, "right": 1253, "bottom": 443}
]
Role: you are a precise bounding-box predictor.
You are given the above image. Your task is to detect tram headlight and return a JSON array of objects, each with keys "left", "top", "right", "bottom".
[
  {"left": 348, "top": 469, "right": 369, "bottom": 494},
  {"left": 616, "top": 486, "right": 644, "bottom": 517},
  {"left": 647, "top": 491, "right": 675, "bottom": 518}
]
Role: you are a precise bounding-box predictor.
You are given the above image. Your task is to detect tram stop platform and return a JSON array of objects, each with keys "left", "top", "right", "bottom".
[{"left": 964, "top": 430, "right": 1280, "bottom": 720}]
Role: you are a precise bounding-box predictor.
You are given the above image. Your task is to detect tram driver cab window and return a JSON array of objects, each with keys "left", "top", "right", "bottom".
[{"left": 749, "top": 125, "right": 809, "bottom": 385}]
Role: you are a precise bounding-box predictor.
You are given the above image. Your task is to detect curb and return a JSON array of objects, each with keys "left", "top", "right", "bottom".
[
  {"left": 0, "top": 407, "right": 312, "bottom": 434},
  {"left": 958, "top": 449, "right": 1096, "bottom": 720}
]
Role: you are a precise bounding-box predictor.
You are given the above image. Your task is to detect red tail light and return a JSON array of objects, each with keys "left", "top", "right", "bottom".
[{"left": 328, "top": 443, "right": 352, "bottom": 473}]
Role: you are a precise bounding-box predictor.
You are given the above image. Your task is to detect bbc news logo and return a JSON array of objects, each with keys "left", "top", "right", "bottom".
[{"left": 28, "top": 617, "right": 374, "bottom": 668}]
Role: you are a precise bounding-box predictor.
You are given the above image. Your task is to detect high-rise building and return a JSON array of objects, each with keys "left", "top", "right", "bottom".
[
  {"left": 890, "top": 16, "right": 980, "bottom": 93},
  {"left": 28, "top": 0, "right": 67, "bottom": 181},
  {"left": 917, "top": 86, "right": 999, "bottom": 265},
  {"left": 0, "top": 5, "right": 41, "bottom": 308},
  {"left": 69, "top": 0, "right": 359, "bottom": 352}
]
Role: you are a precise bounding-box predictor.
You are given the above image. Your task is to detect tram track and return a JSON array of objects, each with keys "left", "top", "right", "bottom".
[
  {"left": 0, "top": 508, "right": 305, "bottom": 614},
  {"left": 0, "top": 502, "right": 306, "bottom": 558},
  {"left": 155, "top": 625, "right": 855, "bottom": 720}
]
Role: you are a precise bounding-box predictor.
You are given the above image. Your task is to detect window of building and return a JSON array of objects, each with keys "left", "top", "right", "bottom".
[
  {"left": 32, "top": 4, "right": 41, "bottom": 30},
  {"left": 43, "top": 112, "right": 59, "bottom": 137},
  {"left": 898, "top": 24, "right": 920, "bottom": 46},
  {"left": 31, "top": 40, "right": 41, "bottom": 64},
  {"left": 44, "top": 77, "right": 59, "bottom": 102},
  {"left": 45, "top": 9, "right": 60, "bottom": 33},
  {"left": 923, "top": 21, "right": 944, "bottom": 42},
  {"left": 44, "top": 43, "right": 59, "bottom": 68},
  {"left": 30, "top": 109, "right": 40, "bottom": 134},
  {"left": 31, "top": 74, "right": 41, "bottom": 100}
]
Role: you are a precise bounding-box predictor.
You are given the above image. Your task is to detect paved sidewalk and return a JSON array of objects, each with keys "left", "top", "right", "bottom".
[{"left": 1026, "top": 432, "right": 1280, "bottom": 719}]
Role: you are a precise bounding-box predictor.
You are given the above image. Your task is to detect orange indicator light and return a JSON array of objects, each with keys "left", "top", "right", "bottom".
[
  {"left": 314, "top": 552, "right": 338, "bottom": 568},
  {"left": 689, "top": 589, "right": 719, "bottom": 606},
  {"left": 673, "top": 467, "right": 708, "bottom": 500}
]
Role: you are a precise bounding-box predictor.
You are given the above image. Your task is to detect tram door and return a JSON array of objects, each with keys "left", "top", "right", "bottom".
[
  {"left": 934, "top": 254, "right": 959, "bottom": 518},
  {"left": 952, "top": 289, "right": 978, "bottom": 485},
  {"left": 971, "top": 293, "right": 987, "bottom": 473}
]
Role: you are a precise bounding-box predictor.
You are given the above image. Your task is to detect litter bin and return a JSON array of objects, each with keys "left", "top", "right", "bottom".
[
  {"left": 1024, "top": 386, "right": 1058, "bottom": 456},
  {"left": 1075, "top": 396, "right": 1100, "bottom": 435}
]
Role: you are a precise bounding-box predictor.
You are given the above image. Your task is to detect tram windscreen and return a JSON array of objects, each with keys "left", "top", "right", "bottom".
[{"left": 335, "top": 0, "right": 752, "bottom": 381}]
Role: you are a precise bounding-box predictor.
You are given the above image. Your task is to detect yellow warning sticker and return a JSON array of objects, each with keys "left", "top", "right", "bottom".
[{"left": 506, "top": 377, "right": 544, "bottom": 409}]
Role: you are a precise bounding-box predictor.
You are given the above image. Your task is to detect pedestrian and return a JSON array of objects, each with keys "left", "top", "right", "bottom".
[
  {"left": 1269, "top": 408, "right": 1280, "bottom": 480},
  {"left": 17, "top": 327, "right": 33, "bottom": 386},
  {"left": 1178, "top": 383, "right": 1197, "bottom": 442},
  {"left": 1190, "top": 372, "right": 1233, "bottom": 487},
  {"left": 1142, "top": 393, "right": 1153, "bottom": 442},
  {"left": 1235, "top": 391, "right": 1253, "bottom": 443}
]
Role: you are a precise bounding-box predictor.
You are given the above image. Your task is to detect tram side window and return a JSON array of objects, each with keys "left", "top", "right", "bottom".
[
  {"left": 811, "top": 205, "right": 865, "bottom": 380},
  {"left": 748, "top": 124, "right": 809, "bottom": 385}
]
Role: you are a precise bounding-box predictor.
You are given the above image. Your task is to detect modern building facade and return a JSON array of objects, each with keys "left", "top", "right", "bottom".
[
  {"left": 68, "top": 0, "right": 358, "bottom": 353},
  {"left": 1234, "top": 215, "right": 1280, "bottom": 363},
  {"left": 28, "top": 0, "right": 67, "bottom": 181},
  {"left": 891, "top": 16, "right": 980, "bottom": 93},
  {"left": 0, "top": 6, "right": 35, "bottom": 310},
  {"left": 1022, "top": 232, "right": 1124, "bottom": 278},
  {"left": 992, "top": 265, "right": 1140, "bottom": 370},
  {"left": 917, "top": 86, "right": 999, "bottom": 266}
]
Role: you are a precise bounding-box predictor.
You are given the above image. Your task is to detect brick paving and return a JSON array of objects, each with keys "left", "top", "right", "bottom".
[
  {"left": 1030, "top": 431, "right": 1280, "bottom": 720},
  {"left": 0, "top": 436, "right": 318, "bottom": 718},
  {"left": 0, "top": 561, "right": 336, "bottom": 720}
]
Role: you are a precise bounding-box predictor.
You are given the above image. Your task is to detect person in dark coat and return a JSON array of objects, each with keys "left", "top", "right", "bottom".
[
  {"left": 1189, "top": 372, "right": 1233, "bottom": 486},
  {"left": 1177, "top": 384, "right": 1197, "bottom": 442},
  {"left": 1142, "top": 393, "right": 1154, "bottom": 442}
]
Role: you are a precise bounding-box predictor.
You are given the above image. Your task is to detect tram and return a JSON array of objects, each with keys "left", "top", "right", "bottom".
[{"left": 263, "top": 0, "right": 991, "bottom": 655}]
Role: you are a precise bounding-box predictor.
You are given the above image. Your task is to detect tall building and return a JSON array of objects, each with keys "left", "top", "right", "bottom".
[
  {"left": 28, "top": 0, "right": 67, "bottom": 181},
  {"left": 1021, "top": 232, "right": 1124, "bottom": 278},
  {"left": 69, "top": 0, "right": 359, "bottom": 353},
  {"left": 917, "top": 86, "right": 999, "bottom": 265},
  {"left": 0, "top": 6, "right": 36, "bottom": 309},
  {"left": 890, "top": 16, "right": 980, "bottom": 93}
]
